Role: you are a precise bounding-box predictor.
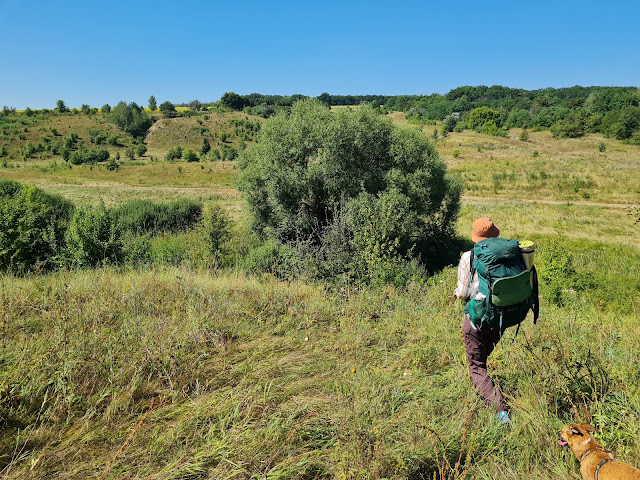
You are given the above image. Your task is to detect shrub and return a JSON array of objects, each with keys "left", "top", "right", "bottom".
[
  {"left": 200, "top": 138, "right": 211, "bottom": 156},
  {"left": 165, "top": 146, "right": 182, "bottom": 161},
  {"left": 109, "top": 101, "right": 152, "bottom": 138},
  {"left": 65, "top": 203, "right": 123, "bottom": 267},
  {"left": 110, "top": 198, "right": 202, "bottom": 235},
  {"left": 467, "top": 106, "right": 502, "bottom": 130},
  {"left": 89, "top": 129, "right": 108, "bottom": 145},
  {"left": 220, "top": 144, "right": 237, "bottom": 160},
  {"left": 106, "top": 157, "right": 119, "bottom": 171},
  {"left": 159, "top": 101, "right": 177, "bottom": 118},
  {"left": 452, "top": 149, "right": 460, "bottom": 158},
  {"left": 241, "top": 239, "right": 299, "bottom": 278},
  {"left": 125, "top": 146, "right": 136, "bottom": 161},
  {"left": 148, "top": 231, "right": 208, "bottom": 267},
  {"left": 598, "top": 142, "right": 606, "bottom": 152},
  {"left": 136, "top": 143, "right": 147, "bottom": 157},
  {"left": 442, "top": 115, "right": 457, "bottom": 132},
  {"left": 238, "top": 99, "right": 461, "bottom": 282},
  {"left": 183, "top": 149, "right": 199, "bottom": 162},
  {"left": 536, "top": 238, "right": 587, "bottom": 306},
  {"left": 121, "top": 233, "right": 152, "bottom": 266},
  {"left": 69, "top": 148, "right": 110, "bottom": 165},
  {"left": 0, "top": 180, "right": 74, "bottom": 272},
  {"left": 519, "top": 129, "right": 529, "bottom": 142},
  {"left": 551, "top": 119, "right": 584, "bottom": 138},
  {"left": 201, "top": 202, "right": 232, "bottom": 256}
]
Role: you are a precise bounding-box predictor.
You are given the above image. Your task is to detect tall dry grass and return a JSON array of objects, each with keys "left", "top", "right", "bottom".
[{"left": 1, "top": 260, "right": 639, "bottom": 479}]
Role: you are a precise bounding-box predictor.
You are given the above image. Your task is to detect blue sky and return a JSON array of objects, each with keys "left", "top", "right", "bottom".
[{"left": 1, "top": 0, "right": 639, "bottom": 109}]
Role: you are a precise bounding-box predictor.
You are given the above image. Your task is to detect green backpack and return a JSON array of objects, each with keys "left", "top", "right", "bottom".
[{"left": 464, "top": 237, "right": 539, "bottom": 331}]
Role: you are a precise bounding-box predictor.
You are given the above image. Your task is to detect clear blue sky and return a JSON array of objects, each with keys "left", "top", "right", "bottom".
[{"left": 1, "top": 0, "right": 639, "bottom": 109}]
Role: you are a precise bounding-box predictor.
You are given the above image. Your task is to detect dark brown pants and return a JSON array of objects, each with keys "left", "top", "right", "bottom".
[{"left": 462, "top": 314, "right": 508, "bottom": 413}]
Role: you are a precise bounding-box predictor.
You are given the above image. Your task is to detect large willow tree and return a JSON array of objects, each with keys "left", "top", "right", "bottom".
[{"left": 238, "top": 99, "right": 461, "bottom": 280}]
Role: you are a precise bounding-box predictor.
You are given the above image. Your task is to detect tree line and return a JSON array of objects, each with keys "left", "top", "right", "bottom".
[{"left": 217, "top": 86, "right": 640, "bottom": 142}]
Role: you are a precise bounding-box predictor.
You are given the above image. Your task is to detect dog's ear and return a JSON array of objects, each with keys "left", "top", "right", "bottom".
[
  {"left": 579, "top": 424, "right": 595, "bottom": 433},
  {"left": 570, "top": 426, "right": 583, "bottom": 435}
]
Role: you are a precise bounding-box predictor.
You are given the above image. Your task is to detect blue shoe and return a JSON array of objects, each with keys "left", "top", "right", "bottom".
[{"left": 497, "top": 410, "right": 510, "bottom": 425}]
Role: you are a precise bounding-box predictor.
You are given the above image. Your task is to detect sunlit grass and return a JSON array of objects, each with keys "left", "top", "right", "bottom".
[
  {"left": 1, "top": 264, "right": 639, "bottom": 479},
  {"left": 1, "top": 111, "right": 639, "bottom": 479}
]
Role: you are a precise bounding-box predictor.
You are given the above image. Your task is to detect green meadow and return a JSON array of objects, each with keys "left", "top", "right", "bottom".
[{"left": 1, "top": 108, "right": 639, "bottom": 479}]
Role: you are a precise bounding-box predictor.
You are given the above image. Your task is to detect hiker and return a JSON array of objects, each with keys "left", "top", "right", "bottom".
[{"left": 454, "top": 217, "right": 510, "bottom": 424}]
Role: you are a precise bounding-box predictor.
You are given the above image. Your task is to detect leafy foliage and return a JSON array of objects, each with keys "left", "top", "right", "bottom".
[
  {"left": 238, "top": 99, "right": 461, "bottom": 281},
  {"left": 165, "top": 145, "right": 182, "bottom": 161},
  {"left": 0, "top": 179, "right": 74, "bottom": 272},
  {"left": 201, "top": 201, "right": 232, "bottom": 256},
  {"left": 69, "top": 148, "right": 110, "bottom": 165},
  {"left": 220, "top": 92, "right": 249, "bottom": 110},
  {"left": 65, "top": 203, "right": 123, "bottom": 267},
  {"left": 109, "top": 101, "right": 152, "bottom": 138},
  {"left": 110, "top": 198, "right": 202, "bottom": 235},
  {"left": 159, "top": 101, "right": 177, "bottom": 118}
]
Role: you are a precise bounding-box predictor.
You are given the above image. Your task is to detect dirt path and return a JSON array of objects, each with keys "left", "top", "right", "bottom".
[{"left": 462, "top": 195, "right": 634, "bottom": 209}]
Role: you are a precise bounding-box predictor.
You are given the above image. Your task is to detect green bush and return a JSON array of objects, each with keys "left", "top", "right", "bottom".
[
  {"left": 220, "top": 144, "right": 237, "bottom": 160},
  {"left": 551, "top": 119, "right": 584, "bottom": 138},
  {"left": 65, "top": 203, "right": 123, "bottom": 267},
  {"left": 136, "top": 143, "right": 147, "bottom": 157},
  {"left": 0, "top": 179, "right": 74, "bottom": 272},
  {"left": 467, "top": 106, "right": 502, "bottom": 130},
  {"left": 238, "top": 99, "right": 461, "bottom": 282},
  {"left": 536, "top": 238, "right": 587, "bottom": 305},
  {"left": 110, "top": 198, "right": 202, "bottom": 235},
  {"left": 241, "top": 239, "right": 300, "bottom": 278},
  {"left": 121, "top": 233, "right": 152, "bottom": 266},
  {"left": 109, "top": 101, "right": 152, "bottom": 138},
  {"left": 183, "top": 149, "right": 199, "bottom": 162},
  {"left": 149, "top": 231, "right": 209, "bottom": 267},
  {"left": 69, "top": 148, "right": 110, "bottom": 165},
  {"left": 201, "top": 202, "right": 232, "bottom": 256},
  {"left": 106, "top": 157, "right": 119, "bottom": 171},
  {"left": 165, "top": 146, "right": 182, "bottom": 161}
]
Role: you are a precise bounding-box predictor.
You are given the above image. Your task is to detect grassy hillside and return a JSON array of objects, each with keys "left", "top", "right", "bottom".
[{"left": 1, "top": 109, "right": 639, "bottom": 479}]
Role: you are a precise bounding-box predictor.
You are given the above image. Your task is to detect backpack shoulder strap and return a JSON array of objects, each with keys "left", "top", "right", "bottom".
[
  {"left": 531, "top": 265, "right": 539, "bottom": 324},
  {"left": 469, "top": 249, "right": 475, "bottom": 276}
]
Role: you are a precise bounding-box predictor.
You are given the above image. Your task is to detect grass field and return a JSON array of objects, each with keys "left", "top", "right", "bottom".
[{"left": 1, "top": 110, "right": 639, "bottom": 479}]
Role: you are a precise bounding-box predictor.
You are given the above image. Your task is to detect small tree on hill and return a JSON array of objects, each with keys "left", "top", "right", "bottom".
[
  {"left": 220, "top": 92, "right": 247, "bottom": 111},
  {"left": 136, "top": 144, "right": 147, "bottom": 157},
  {"left": 200, "top": 138, "right": 211, "bottom": 156},
  {"left": 109, "top": 101, "right": 152, "bottom": 138},
  {"left": 55, "top": 100, "right": 68, "bottom": 113},
  {"left": 468, "top": 106, "right": 502, "bottom": 130},
  {"left": 188, "top": 99, "right": 202, "bottom": 111},
  {"left": 148, "top": 95, "right": 157, "bottom": 111},
  {"left": 159, "top": 101, "right": 177, "bottom": 118}
]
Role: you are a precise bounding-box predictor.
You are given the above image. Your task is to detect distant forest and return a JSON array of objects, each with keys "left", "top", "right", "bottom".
[{"left": 214, "top": 86, "right": 640, "bottom": 142}]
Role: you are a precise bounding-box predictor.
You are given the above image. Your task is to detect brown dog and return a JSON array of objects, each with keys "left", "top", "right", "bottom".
[{"left": 558, "top": 424, "right": 640, "bottom": 480}]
